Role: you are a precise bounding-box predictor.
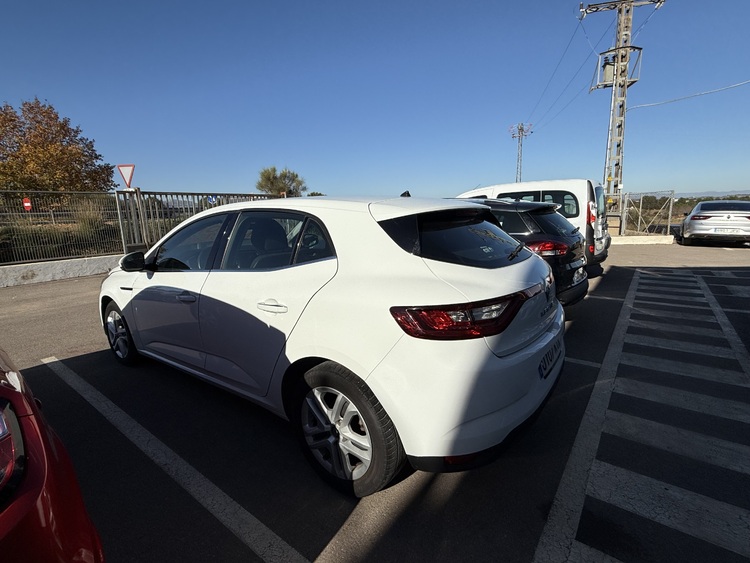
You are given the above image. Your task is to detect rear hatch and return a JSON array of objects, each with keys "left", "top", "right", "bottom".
[
  {"left": 526, "top": 207, "right": 586, "bottom": 266},
  {"left": 693, "top": 202, "right": 750, "bottom": 234},
  {"left": 374, "top": 202, "right": 559, "bottom": 357}
]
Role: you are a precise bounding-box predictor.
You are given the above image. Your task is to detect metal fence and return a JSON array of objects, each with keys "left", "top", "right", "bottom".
[
  {"left": 0, "top": 190, "right": 275, "bottom": 265},
  {"left": 606, "top": 190, "right": 675, "bottom": 236},
  {"left": 115, "top": 190, "right": 275, "bottom": 253},
  {"left": 0, "top": 191, "right": 122, "bottom": 264}
]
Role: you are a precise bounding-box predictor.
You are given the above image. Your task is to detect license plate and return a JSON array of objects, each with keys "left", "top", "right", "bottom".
[
  {"left": 715, "top": 228, "right": 740, "bottom": 234},
  {"left": 538, "top": 337, "right": 563, "bottom": 380}
]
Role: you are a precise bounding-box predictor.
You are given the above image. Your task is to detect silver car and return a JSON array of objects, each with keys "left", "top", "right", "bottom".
[{"left": 680, "top": 200, "right": 750, "bottom": 246}]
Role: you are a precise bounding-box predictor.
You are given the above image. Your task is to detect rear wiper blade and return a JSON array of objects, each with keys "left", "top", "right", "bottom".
[{"left": 508, "top": 242, "right": 525, "bottom": 260}]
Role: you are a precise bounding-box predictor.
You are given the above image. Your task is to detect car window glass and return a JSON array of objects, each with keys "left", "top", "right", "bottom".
[
  {"left": 154, "top": 214, "right": 227, "bottom": 271},
  {"left": 541, "top": 191, "right": 579, "bottom": 218},
  {"left": 700, "top": 201, "right": 750, "bottom": 212},
  {"left": 501, "top": 191, "right": 537, "bottom": 202},
  {"left": 221, "top": 211, "right": 304, "bottom": 270},
  {"left": 379, "top": 208, "right": 529, "bottom": 269},
  {"left": 532, "top": 210, "right": 579, "bottom": 237},
  {"left": 594, "top": 185, "right": 607, "bottom": 216},
  {"left": 294, "top": 218, "right": 335, "bottom": 265},
  {"left": 491, "top": 210, "right": 537, "bottom": 235}
]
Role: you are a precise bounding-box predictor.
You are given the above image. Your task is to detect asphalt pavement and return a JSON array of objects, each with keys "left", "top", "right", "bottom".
[{"left": 0, "top": 241, "right": 748, "bottom": 562}]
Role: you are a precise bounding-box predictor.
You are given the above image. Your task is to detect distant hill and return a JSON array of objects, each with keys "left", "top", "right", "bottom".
[{"left": 675, "top": 190, "right": 750, "bottom": 198}]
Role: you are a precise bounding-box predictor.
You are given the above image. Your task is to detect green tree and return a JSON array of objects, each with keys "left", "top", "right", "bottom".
[
  {"left": 0, "top": 98, "right": 116, "bottom": 192},
  {"left": 256, "top": 166, "right": 307, "bottom": 197},
  {"left": 307, "top": 191, "right": 326, "bottom": 197}
]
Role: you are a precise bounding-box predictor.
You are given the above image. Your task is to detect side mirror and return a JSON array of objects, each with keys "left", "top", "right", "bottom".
[{"left": 119, "top": 251, "right": 146, "bottom": 272}]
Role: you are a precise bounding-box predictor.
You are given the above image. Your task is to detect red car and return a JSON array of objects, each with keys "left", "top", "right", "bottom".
[{"left": 0, "top": 347, "right": 104, "bottom": 562}]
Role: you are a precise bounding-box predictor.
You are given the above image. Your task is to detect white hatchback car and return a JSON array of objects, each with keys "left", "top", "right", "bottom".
[{"left": 99, "top": 196, "right": 565, "bottom": 496}]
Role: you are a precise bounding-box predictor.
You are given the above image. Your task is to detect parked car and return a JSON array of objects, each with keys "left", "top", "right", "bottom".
[
  {"left": 679, "top": 200, "right": 750, "bottom": 246},
  {"left": 473, "top": 199, "right": 588, "bottom": 306},
  {"left": 99, "top": 197, "right": 565, "bottom": 496},
  {"left": 0, "top": 348, "right": 104, "bottom": 562},
  {"left": 456, "top": 179, "right": 611, "bottom": 264}
]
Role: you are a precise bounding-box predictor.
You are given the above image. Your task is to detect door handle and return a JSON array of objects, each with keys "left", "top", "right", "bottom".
[
  {"left": 257, "top": 299, "right": 288, "bottom": 314},
  {"left": 177, "top": 294, "right": 197, "bottom": 303}
]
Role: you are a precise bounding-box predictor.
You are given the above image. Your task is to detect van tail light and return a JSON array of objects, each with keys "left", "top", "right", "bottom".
[
  {"left": 391, "top": 293, "right": 535, "bottom": 340},
  {"left": 0, "top": 401, "right": 25, "bottom": 498},
  {"left": 526, "top": 241, "right": 569, "bottom": 256},
  {"left": 588, "top": 202, "right": 597, "bottom": 225}
]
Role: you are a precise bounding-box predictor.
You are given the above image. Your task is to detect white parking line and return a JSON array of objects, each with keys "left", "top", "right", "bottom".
[
  {"left": 587, "top": 460, "right": 750, "bottom": 558},
  {"left": 603, "top": 410, "right": 750, "bottom": 475},
  {"left": 41, "top": 357, "right": 308, "bottom": 563},
  {"left": 532, "top": 269, "right": 641, "bottom": 562}
]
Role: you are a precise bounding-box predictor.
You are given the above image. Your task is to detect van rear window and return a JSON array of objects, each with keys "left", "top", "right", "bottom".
[
  {"left": 496, "top": 190, "right": 580, "bottom": 219},
  {"left": 379, "top": 209, "right": 530, "bottom": 268}
]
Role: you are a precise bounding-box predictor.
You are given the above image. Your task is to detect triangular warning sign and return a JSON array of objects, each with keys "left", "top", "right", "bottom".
[{"left": 117, "top": 164, "right": 135, "bottom": 188}]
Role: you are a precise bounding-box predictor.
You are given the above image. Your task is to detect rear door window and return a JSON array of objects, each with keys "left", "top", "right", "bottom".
[
  {"left": 379, "top": 208, "right": 530, "bottom": 269},
  {"left": 542, "top": 191, "right": 579, "bottom": 219}
]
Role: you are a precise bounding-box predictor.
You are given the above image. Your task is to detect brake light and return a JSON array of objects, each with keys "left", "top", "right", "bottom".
[
  {"left": 391, "top": 293, "right": 531, "bottom": 340},
  {"left": 526, "top": 241, "right": 569, "bottom": 256},
  {"left": 690, "top": 215, "right": 710, "bottom": 220},
  {"left": 588, "top": 202, "right": 596, "bottom": 225},
  {"left": 0, "top": 401, "right": 25, "bottom": 497}
]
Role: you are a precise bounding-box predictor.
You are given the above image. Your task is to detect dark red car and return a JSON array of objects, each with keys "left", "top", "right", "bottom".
[{"left": 0, "top": 347, "right": 104, "bottom": 562}]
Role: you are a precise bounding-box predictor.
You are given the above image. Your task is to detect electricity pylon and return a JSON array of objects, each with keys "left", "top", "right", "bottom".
[
  {"left": 510, "top": 123, "right": 532, "bottom": 183},
  {"left": 580, "top": 0, "right": 665, "bottom": 195}
]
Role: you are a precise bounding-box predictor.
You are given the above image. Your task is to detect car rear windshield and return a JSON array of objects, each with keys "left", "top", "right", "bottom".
[
  {"left": 379, "top": 208, "right": 530, "bottom": 268},
  {"left": 529, "top": 208, "right": 580, "bottom": 237},
  {"left": 700, "top": 201, "right": 750, "bottom": 212}
]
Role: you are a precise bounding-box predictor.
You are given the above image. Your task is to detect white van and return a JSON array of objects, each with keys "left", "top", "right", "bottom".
[{"left": 457, "top": 179, "right": 610, "bottom": 264}]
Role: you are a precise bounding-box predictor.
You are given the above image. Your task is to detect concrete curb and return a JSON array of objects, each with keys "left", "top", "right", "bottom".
[
  {"left": 0, "top": 255, "right": 121, "bottom": 288},
  {"left": 610, "top": 235, "right": 675, "bottom": 245}
]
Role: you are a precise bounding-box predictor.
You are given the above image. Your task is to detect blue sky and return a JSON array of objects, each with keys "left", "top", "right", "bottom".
[{"left": 4, "top": 1, "right": 748, "bottom": 196}]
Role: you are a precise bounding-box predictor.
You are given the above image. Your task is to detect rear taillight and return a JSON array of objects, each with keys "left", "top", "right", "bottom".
[
  {"left": 391, "top": 293, "right": 532, "bottom": 340},
  {"left": 526, "top": 241, "right": 569, "bottom": 256},
  {"left": 0, "top": 401, "right": 25, "bottom": 500},
  {"left": 588, "top": 202, "right": 596, "bottom": 225},
  {"left": 690, "top": 215, "right": 711, "bottom": 220}
]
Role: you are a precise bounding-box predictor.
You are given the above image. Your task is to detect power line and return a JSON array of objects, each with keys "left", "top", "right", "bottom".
[
  {"left": 533, "top": 20, "right": 614, "bottom": 131},
  {"left": 628, "top": 79, "right": 750, "bottom": 111},
  {"left": 526, "top": 25, "right": 581, "bottom": 123}
]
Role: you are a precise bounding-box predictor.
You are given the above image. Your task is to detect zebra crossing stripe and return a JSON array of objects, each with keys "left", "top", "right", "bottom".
[
  {"left": 587, "top": 460, "right": 750, "bottom": 558},
  {"left": 613, "top": 377, "right": 750, "bottom": 424}
]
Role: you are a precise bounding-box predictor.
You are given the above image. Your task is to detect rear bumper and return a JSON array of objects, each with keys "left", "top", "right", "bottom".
[
  {"left": 408, "top": 357, "right": 564, "bottom": 472},
  {"left": 558, "top": 277, "right": 589, "bottom": 307},
  {"left": 367, "top": 302, "right": 566, "bottom": 462}
]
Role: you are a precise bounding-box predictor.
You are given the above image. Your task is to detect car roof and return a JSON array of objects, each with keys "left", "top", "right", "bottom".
[
  {"left": 466, "top": 198, "right": 560, "bottom": 213},
  {"left": 189, "top": 196, "right": 488, "bottom": 222}
]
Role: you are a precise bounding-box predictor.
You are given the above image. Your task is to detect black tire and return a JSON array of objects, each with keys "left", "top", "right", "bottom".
[
  {"left": 103, "top": 301, "right": 139, "bottom": 365},
  {"left": 681, "top": 234, "right": 693, "bottom": 246},
  {"left": 292, "top": 362, "right": 405, "bottom": 497}
]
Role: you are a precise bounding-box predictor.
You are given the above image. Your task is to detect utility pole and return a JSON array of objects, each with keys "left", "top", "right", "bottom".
[
  {"left": 581, "top": 0, "right": 665, "bottom": 195},
  {"left": 510, "top": 123, "right": 532, "bottom": 182}
]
